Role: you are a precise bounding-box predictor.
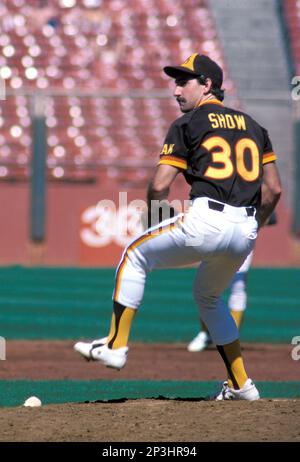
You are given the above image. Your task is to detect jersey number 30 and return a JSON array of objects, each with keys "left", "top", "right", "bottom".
[{"left": 202, "top": 136, "right": 259, "bottom": 182}]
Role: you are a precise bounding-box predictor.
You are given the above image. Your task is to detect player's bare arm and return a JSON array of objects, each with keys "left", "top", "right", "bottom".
[
  {"left": 147, "top": 164, "right": 180, "bottom": 207},
  {"left": 256, "top": 161, "right": 282, "bottom": 228},
  {"left": 142, "top": 164, "right": 180, "bottom": 229}
]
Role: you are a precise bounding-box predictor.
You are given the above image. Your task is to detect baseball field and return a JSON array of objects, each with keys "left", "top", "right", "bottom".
[{"left": 0, "top": 266, "right": 299, "bottom": 442}]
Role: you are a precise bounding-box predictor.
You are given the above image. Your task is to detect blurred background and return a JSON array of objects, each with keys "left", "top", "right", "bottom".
[{"left": 0, "top": 0, "right": 299, "bottom": 268}]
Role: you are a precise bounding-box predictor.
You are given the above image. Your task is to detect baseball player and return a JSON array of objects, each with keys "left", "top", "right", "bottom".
[
  {"left": 74, "top": 53, "right": 281, "bottom": 400},
  {"left": 188, "top": 212, "right": 277, "bottom": 352}
]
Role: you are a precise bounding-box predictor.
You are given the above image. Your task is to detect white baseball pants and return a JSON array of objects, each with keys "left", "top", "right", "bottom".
[{"left": 113, "top": 197, "right": 258, "bottom": 345}]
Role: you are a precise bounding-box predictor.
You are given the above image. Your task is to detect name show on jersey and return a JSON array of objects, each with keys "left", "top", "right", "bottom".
[{"left": 208, "top": 113, "right": 246, "bottom": 130}]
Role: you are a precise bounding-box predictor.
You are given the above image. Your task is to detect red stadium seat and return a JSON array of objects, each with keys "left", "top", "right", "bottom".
[{"left": 0, "top": 0, "right": 238, "bottom": 181}]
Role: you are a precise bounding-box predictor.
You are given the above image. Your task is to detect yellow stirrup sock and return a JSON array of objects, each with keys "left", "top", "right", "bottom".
[
  {"left": 217, "top": 339, "right": 248, "bottom": 390},
  {"left": 230, "top": 310, "right": 244, "bottom": 329},
  {"left": 107, "top": 301, "right": 136, "bottom": 349}
]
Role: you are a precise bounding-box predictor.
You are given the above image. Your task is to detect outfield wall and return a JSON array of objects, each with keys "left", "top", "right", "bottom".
[{"left": 1, "top": 178, "right": 299, "bottom": 267}]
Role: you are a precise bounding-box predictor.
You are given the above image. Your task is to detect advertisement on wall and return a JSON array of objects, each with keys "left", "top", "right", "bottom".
[{"left": 80, "top": 192, "right": 145, "bottom": 266}]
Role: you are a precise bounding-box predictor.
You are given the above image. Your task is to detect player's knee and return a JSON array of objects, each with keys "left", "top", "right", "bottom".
[{"left": 127, "top": 244, "right": 151, "bottom": 275}]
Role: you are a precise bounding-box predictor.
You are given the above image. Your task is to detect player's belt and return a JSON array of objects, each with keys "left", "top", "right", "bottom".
[{"left": 208, "top": 200, "right": 255, "bottom": 217}]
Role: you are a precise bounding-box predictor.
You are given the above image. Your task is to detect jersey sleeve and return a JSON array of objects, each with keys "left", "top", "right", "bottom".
[
  {"left": 261, "top": 127, "right": 277, "bottom": 165},
  {"left": 158, "top": 120, "right": 189, "bottom": 170}
]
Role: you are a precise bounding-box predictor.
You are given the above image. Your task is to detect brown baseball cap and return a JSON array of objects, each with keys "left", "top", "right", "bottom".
[{"left": 164, "top": 53, "right": 223, "bottom": 88}]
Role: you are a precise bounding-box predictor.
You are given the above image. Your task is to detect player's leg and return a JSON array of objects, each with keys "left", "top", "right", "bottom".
[
  {"left": 107, "top": 217, "right": 201, "bottom": 348},
  {"left": 74, "top": 216, "right": 201, "bottom": 366},
  {"left": 193, "top": 255, "right": 255, "bottom": 395},
  {"left": 188, "top": 249, "right": 254, "bottom": 352}
]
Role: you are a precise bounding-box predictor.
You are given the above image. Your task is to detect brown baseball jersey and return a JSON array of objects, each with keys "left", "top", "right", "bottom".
[{"left": 158, "top": 99, "right": 277, "bottom": 207}]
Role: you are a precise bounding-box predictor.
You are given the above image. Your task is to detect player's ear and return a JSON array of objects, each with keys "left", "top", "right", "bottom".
[{"left": 203, "top": 77, "right": 213, "bottom": 94}]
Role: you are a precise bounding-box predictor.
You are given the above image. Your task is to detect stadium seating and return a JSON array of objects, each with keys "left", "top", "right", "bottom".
[{"left": 0, "top": 0, "right": 237, "bottom": 182}]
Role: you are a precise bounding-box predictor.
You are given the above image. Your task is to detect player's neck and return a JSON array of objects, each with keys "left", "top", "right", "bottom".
[
  {"left": 195, "top": 93, "right": 215, "bottom": 108},
  {"left": 195, "top": 94, "right": 224, "bottom": 109}
]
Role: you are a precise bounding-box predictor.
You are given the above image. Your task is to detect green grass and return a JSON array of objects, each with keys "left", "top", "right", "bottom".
[
  {"left": 0, "top": 266, "right": 299, "bottom": 342},
  {"left": 0, "top": 380, "right": 299, "bottom": 407}
]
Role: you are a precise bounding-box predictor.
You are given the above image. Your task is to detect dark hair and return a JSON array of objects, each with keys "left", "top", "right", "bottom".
[
  {"left": 197, "top": 76, "right": 225, "bottom": 101},
  {"left": 211, "top": 87, "right": 225, "bottom": 101}
]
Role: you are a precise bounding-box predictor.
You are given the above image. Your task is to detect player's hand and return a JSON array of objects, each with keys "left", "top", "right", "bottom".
[{"left": 140, "top": 201, "right": 178, "bottom": 231}]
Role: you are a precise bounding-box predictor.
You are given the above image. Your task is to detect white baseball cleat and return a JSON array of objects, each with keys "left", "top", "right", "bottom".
[
  {"left": 187, "top": 331, "right": 213, "bottom": 352},
  {"left": 74, "top": 337, "right": 128, "bottom": 370},
  {"left": 212, "top": 378, "right": 260, "bottom": 401},
  {"left": 73, "top": 337, "right": 108, "bottom": 360}
]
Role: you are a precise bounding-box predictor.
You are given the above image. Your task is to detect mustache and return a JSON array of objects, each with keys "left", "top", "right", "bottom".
[{"left": 176, "top": 98, "right": 186, "bottom": 104}]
